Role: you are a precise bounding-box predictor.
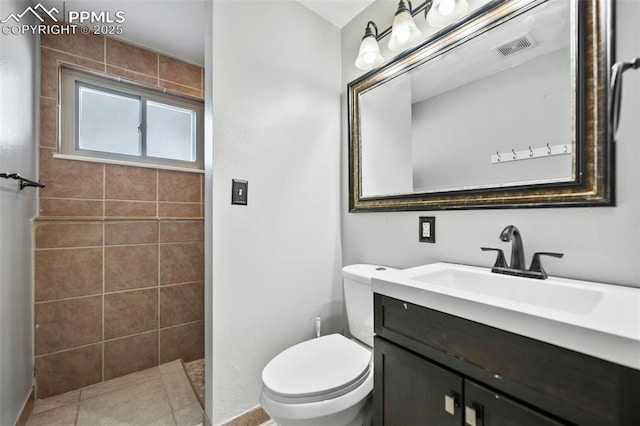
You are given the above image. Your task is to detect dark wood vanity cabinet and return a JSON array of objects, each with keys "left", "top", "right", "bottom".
[
  {"left": 374, "top": 337, "right": 562, "bottom": 426},
  {"left": 373, "top": 294, "right": 640, "bottom": 426}
]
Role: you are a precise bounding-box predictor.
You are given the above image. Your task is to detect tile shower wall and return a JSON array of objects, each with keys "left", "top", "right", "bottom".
[{"left": 35, "top": 27, "right": 205, "bottom": 398}]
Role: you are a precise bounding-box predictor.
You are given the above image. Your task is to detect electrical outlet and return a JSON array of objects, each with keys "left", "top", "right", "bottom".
[
  {"left": 419, "top": 216, "right": 435, "bottom": 243},
  {"left": 231, "top": 179, "right": 248, "bottom": 205}
]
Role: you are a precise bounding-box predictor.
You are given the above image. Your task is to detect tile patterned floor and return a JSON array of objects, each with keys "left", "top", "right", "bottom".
[{"left": 26, "top": 360, "right": 203, "bottom": 426}]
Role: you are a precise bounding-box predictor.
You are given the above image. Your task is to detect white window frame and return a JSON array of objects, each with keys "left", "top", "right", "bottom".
[{"left": 60, "top": 67, "right": 204, "bottom": 170}]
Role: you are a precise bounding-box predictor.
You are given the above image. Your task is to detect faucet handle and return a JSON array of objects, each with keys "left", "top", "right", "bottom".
[
  {"left": 481, "top": 247, "right": 508, "bottom": 269},
  {"left": 529, "top": 252, "right": 564, "bottom": 280}
]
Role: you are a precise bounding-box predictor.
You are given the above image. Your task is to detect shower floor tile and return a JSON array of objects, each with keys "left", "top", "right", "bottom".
[{"left": 27, "top": 360, "right": 203, "bottom": 426}]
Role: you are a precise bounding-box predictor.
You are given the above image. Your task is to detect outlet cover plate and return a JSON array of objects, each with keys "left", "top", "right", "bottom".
[
  {"left": 419, "top": 216, "right": 435, "bottom": 243},
  {"left": 231, "top": 179, "right": 248, "bottom": 205}
]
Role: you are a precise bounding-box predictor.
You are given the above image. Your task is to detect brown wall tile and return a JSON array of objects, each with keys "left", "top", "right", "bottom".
[
  {"left": 106, "top": 38, "right": 157, "bottom": 77},
  {"left": 160, "top": 321, "right": 204, "bottom": 364},
  {"left": 106, "top": 65, "right": 158, "bottom": 86},
  {"left": 160, "top": 283, "right": 204, "bottom": 328},
  {"left": 160, "top": 243, "right": 204, "bottom": 285},
  {"left": 105, "top": 245, "right": 158, "bottom": 291},
  {"left": 104, "top": 332, "right": 159, "bottom": 380},
  {"left": 39, "top": 198, "right": 104, "bottom": 217},
  {"left": 158, "top": 55, "right": 201, "bottom": 89},
  {"left": 158, "top": 171, "right": 201, "bottom": 202},
  {"left": 36, "top": 223, "right": 103, "bottom": 248},
  {"left": 40, "top": 148, "right": 104, "bottom": 199},
  {"left": 105, "top": 165, "right": 157, "bottom": 201},
  {"left": 160, "top": 221, "right": 203, "bottom": 243},
  {"left": 158, "top": 203, "right": 202, "bottom": 218},
  {"left": 104, "top": 289, "right": 158, "bottom": 339},
  {"left": 35, "top": 296, "right": 102, "bottom": 355},
  {"left": 40, "top": 97, "right": 58, "bottom": 148},
  {"left": 105, "top": 221, "right": 158, "bottom": 245},
  {"left": 105, "top": 201, "right": 156, "bottom": 218},
  {"left": 35, "top": 248, "right": 103, "bottom": 302},
  {"left": 41, "top": 31, "right": 105, "bottom": 62},
  {"left": 41, "top": 48, "right": 105, "bottom": 99},
  {"left": 35, "top": 344, "right": 102, "bottom": 399}
]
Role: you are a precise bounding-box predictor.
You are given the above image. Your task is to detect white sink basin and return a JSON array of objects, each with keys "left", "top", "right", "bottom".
[
  {"left": 412, "top": 266, "right": 604, "bottom": 315},
  {"left": 372, "top": 262, "right": 640, "bottom": 370}
]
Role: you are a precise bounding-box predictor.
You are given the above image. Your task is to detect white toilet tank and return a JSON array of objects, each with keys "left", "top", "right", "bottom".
[{"left": 342, "top": 264, "right": 395, "bottom": 348}]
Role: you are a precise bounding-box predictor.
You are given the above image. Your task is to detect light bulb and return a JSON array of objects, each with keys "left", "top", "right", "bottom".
[
  {"left": 427, "top": 0, "right": 469, "bottom": 28},
  {"left": 388, "top": 7, "right": 422, "bottom": 52},
  {"left": 355, "top": 23, "right": 384, "bottom": 71},
  {"left": 439, "top": 0, "right": 455, "bottom": 16},
  {"left": 363, "top": 52, "right": 376, "bottom": 64},
  {"left": 396, "top": 27, "right": 410, "bottom": 43}
]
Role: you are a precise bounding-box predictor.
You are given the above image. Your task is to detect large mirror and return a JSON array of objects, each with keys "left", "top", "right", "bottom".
[{"left": 348, "top": 0, "right": 614, "bottom": 211}]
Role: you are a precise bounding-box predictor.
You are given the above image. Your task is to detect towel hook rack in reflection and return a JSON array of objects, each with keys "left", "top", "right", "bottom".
[{"left": 0, "top": 172, "right": 46, "bottom": 190}]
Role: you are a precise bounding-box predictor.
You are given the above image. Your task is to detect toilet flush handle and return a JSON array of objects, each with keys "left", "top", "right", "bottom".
[{"left": 315, "top": 317, "right": 321, "bottom": 338}]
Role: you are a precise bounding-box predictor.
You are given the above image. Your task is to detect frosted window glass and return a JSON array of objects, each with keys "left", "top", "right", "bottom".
[
  {"left": 78, "top": 86, "right": 141, "bottom": 156},
  {"left": 146, "top": 101, "right": 196, "bottom": 162}
]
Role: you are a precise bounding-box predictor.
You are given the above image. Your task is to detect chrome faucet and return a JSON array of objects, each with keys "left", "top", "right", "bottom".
[{"left": 499, "top": 225, "right": 525, "bottom": 270}]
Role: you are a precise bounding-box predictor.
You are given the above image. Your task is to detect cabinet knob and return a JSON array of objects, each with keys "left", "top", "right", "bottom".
[
  {"left": 465, "top": 406, "right": 478, "bottom": 426},
  {"left": 444, "top": 394, "right": 458, "bottom": 415}
]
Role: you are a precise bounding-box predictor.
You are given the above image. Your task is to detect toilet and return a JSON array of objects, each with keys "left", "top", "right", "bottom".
[{"left": 259, "top": 264, "right": 393, "bottom": 426}]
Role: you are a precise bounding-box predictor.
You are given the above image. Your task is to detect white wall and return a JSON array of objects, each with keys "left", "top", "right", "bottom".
[
  {"left": 209, "top": 1, "right": 342, "bottom": 423},
  {"left": 0, "top": 0, "right": 37, "bottom": 423},
  {"left": 341, "top": 0, "right": 640, "bottom": 288}
]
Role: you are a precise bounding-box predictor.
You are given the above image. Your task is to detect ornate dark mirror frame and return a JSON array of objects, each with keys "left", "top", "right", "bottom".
[{"left": 348, "top": 0, "right": 614, "bottom": 212}]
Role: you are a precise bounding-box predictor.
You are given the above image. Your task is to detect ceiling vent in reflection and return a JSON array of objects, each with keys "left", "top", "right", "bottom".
[{"left": 494, "top": 33, "right": 537, "bottom": 57}]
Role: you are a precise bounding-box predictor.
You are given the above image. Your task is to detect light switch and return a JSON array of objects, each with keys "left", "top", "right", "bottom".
[
  {"left": 419, "top": 216, "right": 435, "bottom": 243},
  {"left": 231, "top": 179, "right": 248, "bottom": 205}
]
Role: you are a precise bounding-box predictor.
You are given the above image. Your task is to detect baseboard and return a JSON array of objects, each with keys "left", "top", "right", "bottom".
[
  {"left": 14, "top": 386, "right": 35, "bottom": 426},
  {"left": 221, "top": 406, "right": 270, "bottom": 426}
]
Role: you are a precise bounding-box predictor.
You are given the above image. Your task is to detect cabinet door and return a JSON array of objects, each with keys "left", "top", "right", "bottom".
[
  {"left": 374, "top": 337, "right": 463, "bottom": 426},
  {"left": 464, "top": 380, "right": 566, "bottom": 426}
]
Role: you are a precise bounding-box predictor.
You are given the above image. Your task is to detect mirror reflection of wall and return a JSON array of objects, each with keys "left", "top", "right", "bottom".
[
  {"left": 359, "top": 0, "right": 574, "bottom": 198},
  {"left": 411, "top": 49, "right": 573, "bottom": 192},
  {"left": 360, "top": 75, "right": 414, "bottom": 197}
]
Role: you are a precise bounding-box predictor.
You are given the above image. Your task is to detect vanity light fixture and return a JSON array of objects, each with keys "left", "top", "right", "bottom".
[
  {"left": 354, "top": 0, "right": 471, "bottom": 71},
  {"left": 388, "top": 0, "right": 423, "bottom": 52},
  {"left": 426, "top": 0, "right": 469, "bottom": 28},
  {"left": 355, "top": 21, "right": 384, "bottom": 71}
]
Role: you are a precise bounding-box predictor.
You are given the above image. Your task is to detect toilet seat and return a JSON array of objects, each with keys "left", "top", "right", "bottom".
[{"left": 261, "top": 334, "right": 371, "bottom": 404}]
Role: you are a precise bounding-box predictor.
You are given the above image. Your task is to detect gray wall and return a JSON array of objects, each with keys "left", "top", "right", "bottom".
[
  {"left": 208, "top": 1, "right": 342, "bottom": 424},
  {"left": 0, "top": 0, "right": 37, "bottom": 423},
  {"left": 341, "top": 0, "right": 640, "bottom": 288},
  {"left": 412, "top": 49, "right": 572, "bottom": 191}
]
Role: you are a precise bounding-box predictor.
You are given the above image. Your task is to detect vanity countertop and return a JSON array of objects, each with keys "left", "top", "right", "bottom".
[{"left": 372, "top": 262, "right": 640, "bottom": 370}]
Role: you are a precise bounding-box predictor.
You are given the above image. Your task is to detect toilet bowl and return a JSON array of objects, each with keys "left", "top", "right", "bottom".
[
  {"left": 259, "top": 265, "right": 393, "bottom": 426},
  {"left": 260, "top": 334, "right": 372, "bottom": 426}
]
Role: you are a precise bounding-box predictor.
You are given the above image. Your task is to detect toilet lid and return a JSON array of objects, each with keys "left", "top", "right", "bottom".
[{"left": 262, "top": 334, "right": 371, "bottom": 402}]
